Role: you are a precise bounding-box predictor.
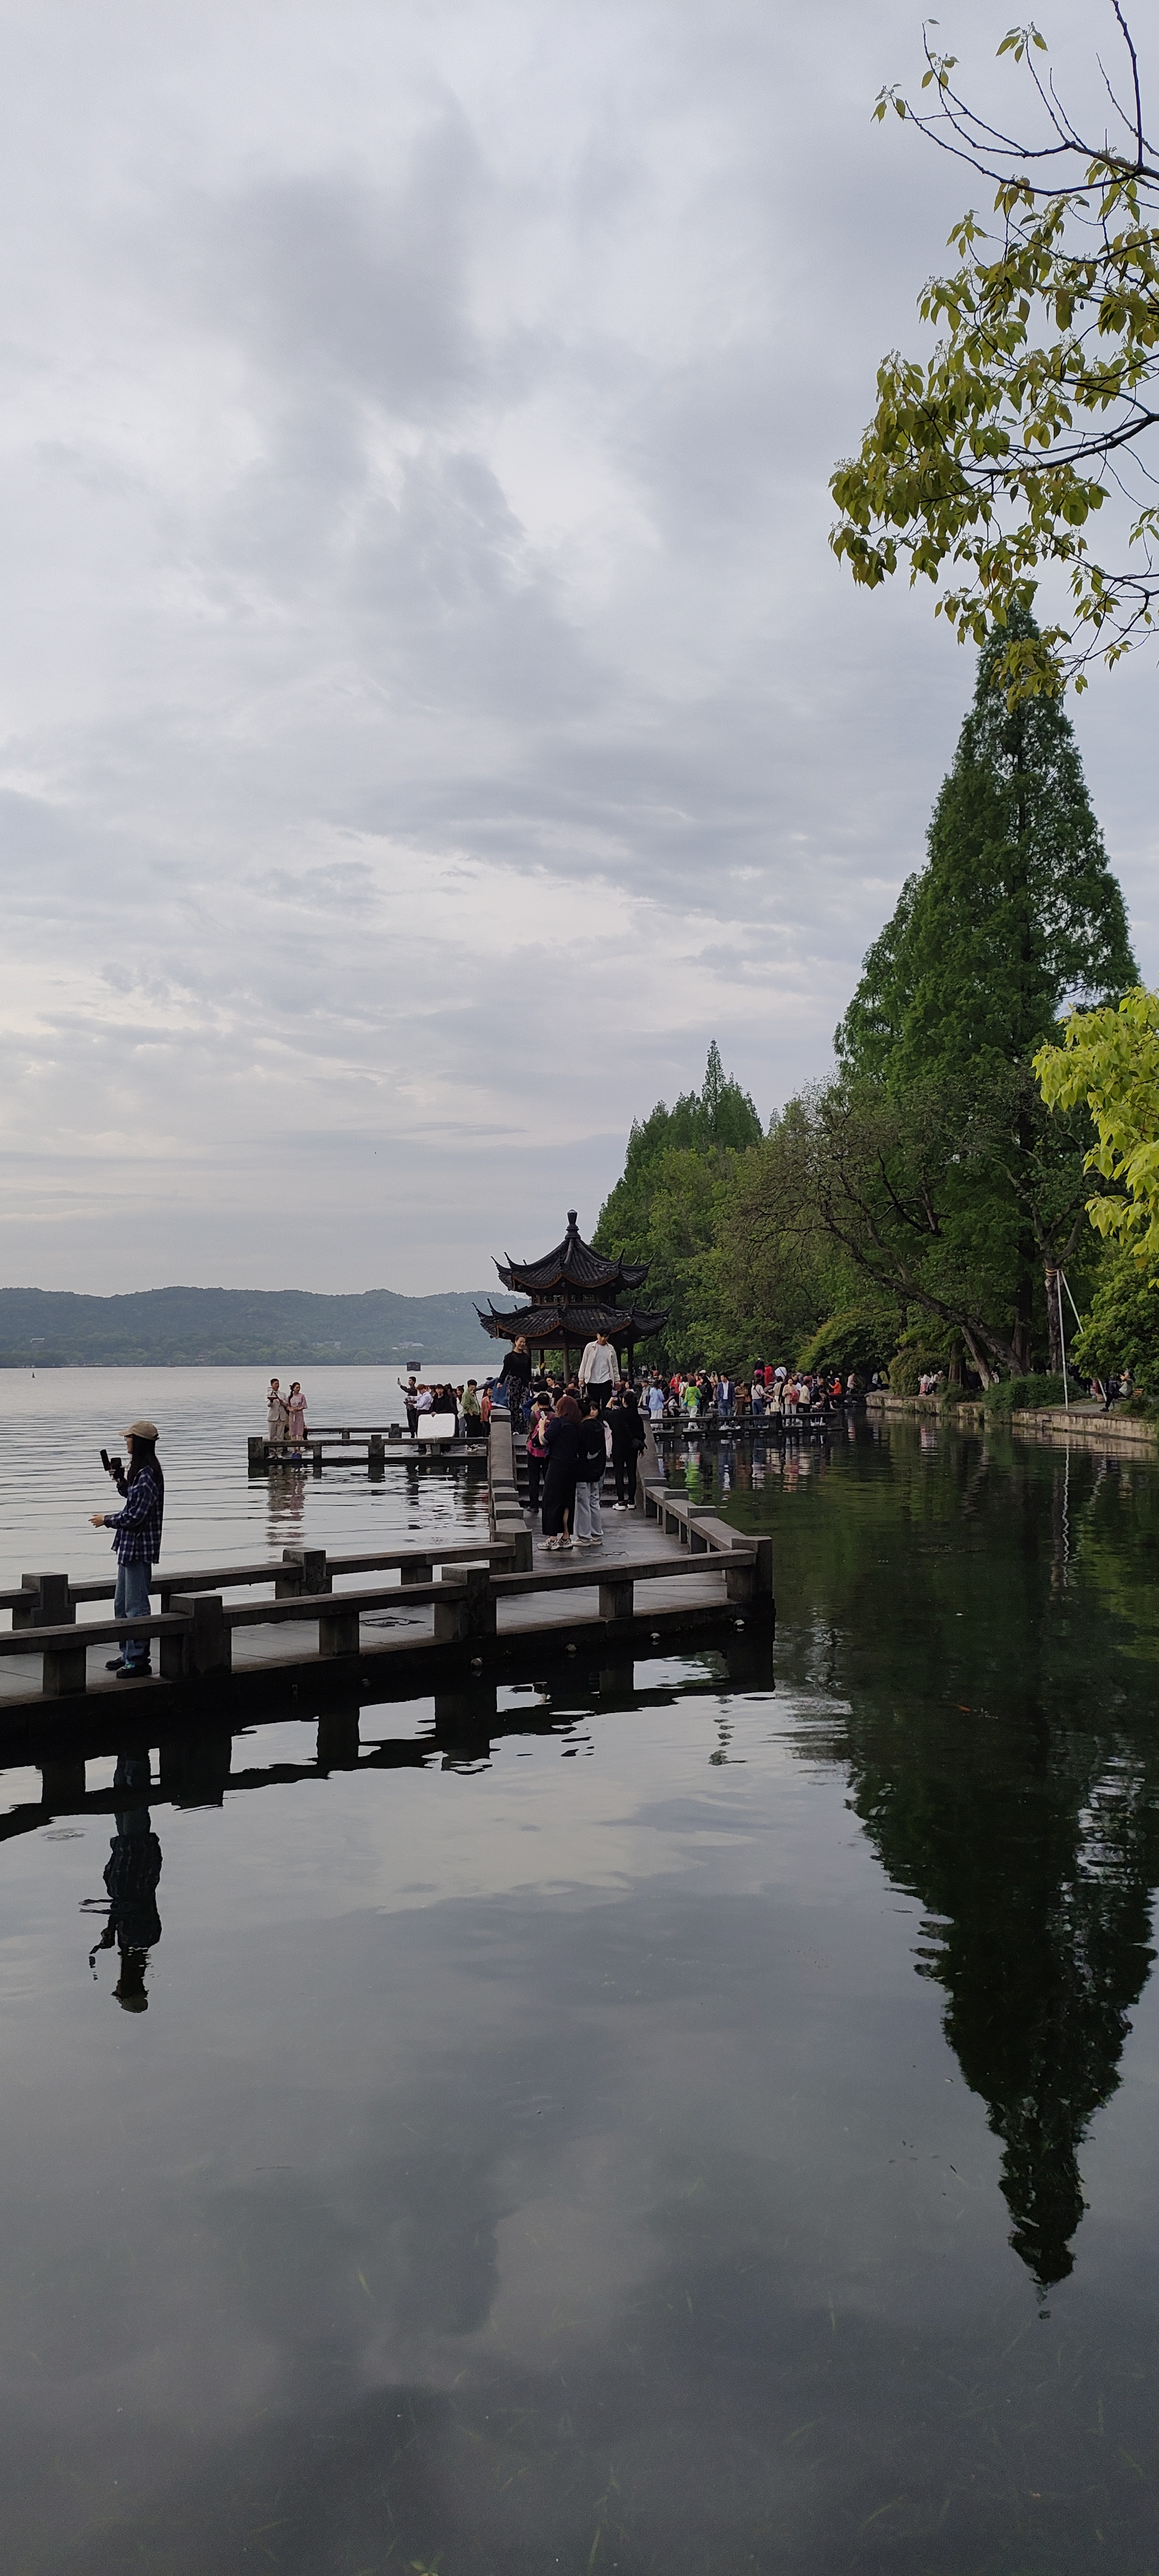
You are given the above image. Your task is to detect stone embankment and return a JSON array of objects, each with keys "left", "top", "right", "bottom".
[{"left": 865, "top": 1392, "right": 1157, "bottom": 1451}]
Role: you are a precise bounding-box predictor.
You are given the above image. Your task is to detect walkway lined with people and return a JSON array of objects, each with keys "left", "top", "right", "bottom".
[{"left": 254, "top": 1349, "right": 873, "bottom": 1543}]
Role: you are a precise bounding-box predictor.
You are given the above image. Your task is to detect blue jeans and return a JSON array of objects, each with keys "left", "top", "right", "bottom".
[{"left": 115, "top": 1559, "right": 152, "bottom": 1667}]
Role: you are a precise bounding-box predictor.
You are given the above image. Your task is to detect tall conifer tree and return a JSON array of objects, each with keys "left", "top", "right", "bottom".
[{"left": 836, "top": 609, "right": 1136, "bottom": 1372}]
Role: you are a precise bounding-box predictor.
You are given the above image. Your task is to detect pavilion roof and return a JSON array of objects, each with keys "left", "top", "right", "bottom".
[
  {"left": 493, "top": 1208, "right": 650, "bottom": 1300},
  {"left": 476, "top": 1301, "right": 666, "bottom": 1346}
]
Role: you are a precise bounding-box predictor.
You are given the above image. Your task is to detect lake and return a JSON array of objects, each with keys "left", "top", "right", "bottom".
[
  {"left": 0, "top": 1363, "right": 488, "bottom": 1588},
  {"left": 2, "top": 1378, "right": 1158, "bottom": 2572}
]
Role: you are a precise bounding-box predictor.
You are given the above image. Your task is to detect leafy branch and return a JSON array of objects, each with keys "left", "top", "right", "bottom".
[{"left": 831, "top": 8, "right": 1159, "bottom": 696}]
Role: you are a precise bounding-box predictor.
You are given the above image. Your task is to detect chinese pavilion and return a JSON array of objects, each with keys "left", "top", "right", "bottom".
[{"left": 476, "top": 1209, "right": 666, "bottom": 1375}]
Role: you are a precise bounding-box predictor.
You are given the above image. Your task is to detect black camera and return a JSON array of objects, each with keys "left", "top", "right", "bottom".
[{"left": 100, "top": 1448, "right": 123, "bottom": 1478}]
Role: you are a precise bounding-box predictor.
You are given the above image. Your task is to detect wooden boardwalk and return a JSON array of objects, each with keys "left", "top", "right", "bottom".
[{"left": 0, "top": 1417, "right": 772, "bottom": 1735}]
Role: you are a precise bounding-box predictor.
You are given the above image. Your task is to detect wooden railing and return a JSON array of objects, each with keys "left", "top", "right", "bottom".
[{"left": 0, "top": 1525, "right": 769, "bottom": 1702}]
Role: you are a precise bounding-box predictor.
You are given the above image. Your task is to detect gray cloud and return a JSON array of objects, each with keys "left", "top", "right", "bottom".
[{"left": 0, "top": 0, "right": 1153, "bottom": 1290}]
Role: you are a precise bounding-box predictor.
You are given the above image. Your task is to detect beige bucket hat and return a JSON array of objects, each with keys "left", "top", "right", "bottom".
[{"left": 121, "top": 1419, "right": 159, "bottom": 1440}]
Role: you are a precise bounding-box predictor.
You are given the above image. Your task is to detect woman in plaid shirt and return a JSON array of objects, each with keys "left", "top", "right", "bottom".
[{"left": 90, "top": 1420, "right": 165, "bottom": 1679}]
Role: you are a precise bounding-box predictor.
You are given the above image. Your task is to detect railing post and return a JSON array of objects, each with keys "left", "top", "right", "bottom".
[
  {"left": 13, "top": 1574, "right": 42, "bottom": 1632},
  {"left": 281, "top": 1547, "right": 330, "bottom": 1596},
  {"left": 432, "top": 1583, "right": 467, "bottom": 1644},
  {"left": 42, "top": 1634, "right": 88, "bottom": 1697},
  {"left": 724, "top": 1558, "right": 755, "bottom": 1606},
  {"left": 168, "top": 1593, "right": 230, "bottom": 1677},
  {"left": 401, "top": 1555, "right": 433, "bottom": 1585},
  {"left": 247, "top": 1436, "right": 266, "bottom": 1475},
  {"left": 464, "top": 1565, "right": 495, "bottom": 1638},
  {"left": 319, "top": 1604, "right": 359, "bottom": 1655},
  {"left": 159, "top": 1616, "right": 187, "bottom": 1680},
  {"left": 751, "top": 1534, "right": 774, "bottom": 1608},
  {"left": 368, "top": 1435, "right": 385, "bottom": 1480},
  {"left": 598, "top": 1577, "right": 635, "bottom": 1623},
  {"left": 22, "top": 1573, "right": 74, "bottom": 1629}
]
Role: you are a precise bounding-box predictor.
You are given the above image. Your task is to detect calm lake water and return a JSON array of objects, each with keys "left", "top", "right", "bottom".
[
  {"left": 0, "top": 1364, "right": 489, "bottom": 1588},
  {"left": 3, "top": 1378, "right": 1159, "bottom": 2573}
]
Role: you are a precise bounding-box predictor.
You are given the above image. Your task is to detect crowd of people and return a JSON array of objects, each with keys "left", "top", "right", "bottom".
[
  {"left": 263, "top": 1348, "right": 870, "bottom": 1463},
  {"left": 486, "top": 1338, "right": 870, "bottom": 1548},
  {"left": 641, "top": 1362, "right": 866, "bottom": 1426},
  {"left": 260, "top": 1342, "right": 874, "bottom": 1554}
]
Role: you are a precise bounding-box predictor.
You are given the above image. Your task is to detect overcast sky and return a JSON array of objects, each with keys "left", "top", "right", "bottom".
[{"left": 1, "top": 0, "right": 1155, "bottom": 1295}]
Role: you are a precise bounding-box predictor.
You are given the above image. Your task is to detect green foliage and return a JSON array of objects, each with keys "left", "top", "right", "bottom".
[
  {"left": 593, "top": 1045, "right": 763, "bottom": 1364},
  {"left": 596, "top": 1042, "right": 761, "bottom": 1252},
  {"left": 1071, "top": 1247, "right": 1159, "bottom": 1400},
  {"left": 1035, "top": 986, "right": 1159, "bottom": 1271},
  {"left": 982, "top": 1373, "right": 1067, "bottom": 1414},
  {"left": 832, "top": 17, "right": 1159, "bottom": 692},
  {"left": 796, "top": 1301, "right": 899, "bottom": 1378},
  {"left": 596, "top": 632, "right": 1134, "bottom": 1385},
  {"left": 887, "top": 1321, "right": 958, "bottom": 1394},
  {"left": 838, "top": 613, "right": 1136, "bottom": 1085},
  {"left": 831, "top": 615, "right": 1135, "bottom": 1375},
  {"left": 705, "top": 1100, "right": 876, "bottom": 1372}
]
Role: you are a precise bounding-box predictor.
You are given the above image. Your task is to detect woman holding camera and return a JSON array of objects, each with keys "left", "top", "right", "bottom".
[{"left": 90, "top": 1421, "right": 165, "bottom": 1679}]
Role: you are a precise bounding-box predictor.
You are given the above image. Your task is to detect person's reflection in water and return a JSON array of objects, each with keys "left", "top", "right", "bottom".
[
  {"left": 267, "top": 1467, "right": 307, "bottom": 1543},
  {"left": 88, "top": 1756, "right": 162, "bottom": 2013}
]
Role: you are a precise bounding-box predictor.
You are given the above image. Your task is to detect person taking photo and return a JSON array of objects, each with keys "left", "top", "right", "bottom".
[{"left": 90, "top": 1420, "right": 164, "bottom": 1679}]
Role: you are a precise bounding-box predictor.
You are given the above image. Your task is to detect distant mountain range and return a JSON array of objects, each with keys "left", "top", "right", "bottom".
[{"left": 0, "top": 1285, "right": 524, "bottom": 1368}]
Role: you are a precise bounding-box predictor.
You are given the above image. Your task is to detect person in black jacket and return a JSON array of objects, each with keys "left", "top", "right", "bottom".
[
  {"left": 499, "top": 1335, "right": 532, "bottom": 1427},
  {"left": 540, "top": 1394, "right": 581, "bottom": 1550},
  {"left": 608, "top": 1387, "right": 645, "bottom": 1509},
  {"left": 573, "top": 1397, "right": 607, "bottom": 1548}
]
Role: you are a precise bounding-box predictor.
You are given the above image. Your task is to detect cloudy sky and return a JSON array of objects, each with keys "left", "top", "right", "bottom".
[{"left": 1, "top": 0, "right": 1156, "bottom": 1295}]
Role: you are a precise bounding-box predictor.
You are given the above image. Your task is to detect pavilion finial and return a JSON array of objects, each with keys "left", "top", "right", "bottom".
[{"left": 567, "top": 1208, "right": 578, "bottom": 1231}]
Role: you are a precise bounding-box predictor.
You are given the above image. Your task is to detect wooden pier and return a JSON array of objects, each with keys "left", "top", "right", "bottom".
[
  {"left": 250, "top": 1425, "right": 486, "bottom": 1476},
  {"left": 0, "top": 1418, "right": 772, "bottom": 1733}
]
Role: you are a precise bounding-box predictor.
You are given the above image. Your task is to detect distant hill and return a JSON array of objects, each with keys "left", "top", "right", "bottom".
[{"left": 0, "top": 1285, "right": 524, "bottom": 1368}]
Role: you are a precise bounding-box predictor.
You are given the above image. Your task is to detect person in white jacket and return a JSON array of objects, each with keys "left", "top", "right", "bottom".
[{"left": 578, "top": 1330, "right": 620, "bottom": 1412}]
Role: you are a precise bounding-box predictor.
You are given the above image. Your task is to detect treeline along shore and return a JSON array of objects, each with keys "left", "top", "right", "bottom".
[
  {"left": 0, "top": 1285, "right": 522, "bottom": 1369},
  {"left": 592, "top": 609, "right": 1159, "bottom": 1408}
]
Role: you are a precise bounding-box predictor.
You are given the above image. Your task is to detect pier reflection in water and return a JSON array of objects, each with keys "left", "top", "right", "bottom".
[{"left": 2, "top": 1421, "right": 1159, "bottom": 2571}]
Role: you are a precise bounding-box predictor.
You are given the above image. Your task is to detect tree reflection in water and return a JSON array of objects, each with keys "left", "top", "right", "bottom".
[{"left": 724, "top": 1422, "right": 1159, "bottom": 2295}]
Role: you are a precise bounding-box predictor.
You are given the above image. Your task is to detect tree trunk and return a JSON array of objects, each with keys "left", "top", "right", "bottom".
[
  {"left": 961, "top": 1324, "right": 995, "bottom": 1389},
  {"left": 1014, "top": 1222, "right": 1036, "bottom": 1372}
]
